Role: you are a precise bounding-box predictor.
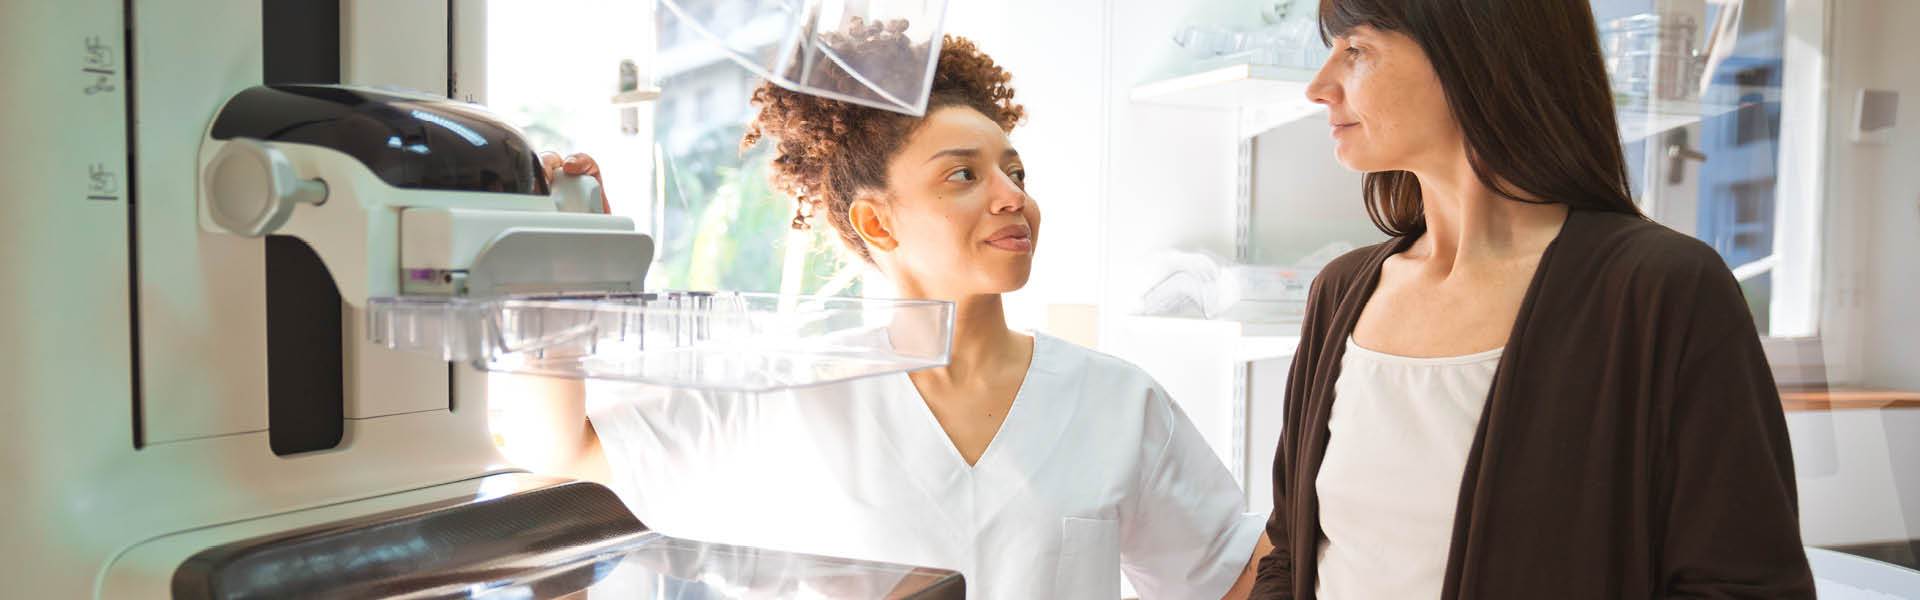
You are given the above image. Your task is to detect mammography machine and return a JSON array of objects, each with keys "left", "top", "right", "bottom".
[{"left": 0, "top": 0, "right": 959, "bottom": 597}]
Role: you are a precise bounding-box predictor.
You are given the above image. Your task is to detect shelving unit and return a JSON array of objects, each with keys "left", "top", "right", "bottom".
[
  {"left": 1132, "top": 63, "right": 1316, "bottom": 108},
  {"left": 1134, "top": 61, "right": 1778, "bottom": 144},
  {"left": 1617, "top": 97, "right": 1742, "bottom": 142},
  {"left": 1131, "top": 63, "right": 1324, "bottom": 135},
  {"left": 1111, "top": 315, "right": 1300, "bottom": 363}
]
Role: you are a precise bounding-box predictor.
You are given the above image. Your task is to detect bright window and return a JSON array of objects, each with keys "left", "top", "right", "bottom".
[
  {"left": 1598, "top": 0, "right": 1821, "bottom": 339},
  {"left": 485, "top": 0, "right": 862, "bottom": 297}
]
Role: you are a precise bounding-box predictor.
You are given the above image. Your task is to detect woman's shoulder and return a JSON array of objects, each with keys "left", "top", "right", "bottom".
[
  {"left": 1033, "top": 334, "right": 1188, "bottom": 435},
  {"left": 1577, "top": 211, "right": 1725, "bottom": 267},
  {"left": 1555, "top": 210, "right": 1758, "bottom": 339},
  {"left": 1566, "top": 210, "right": 1741, "bottom": 291},
  {"left": 1035, "top": 333, "right": 1158, "bottom": 389},
  {"left": 1033, "top": 334, "right": 1173, "bottom": 410}
]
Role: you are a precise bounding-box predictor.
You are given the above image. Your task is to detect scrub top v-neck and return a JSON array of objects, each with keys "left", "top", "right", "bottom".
[
  {"left": 897, "top": 340, "right": 1034, "bottom": 472},
  {"left": 589, "top": 332, "right": 1264, "bottom": 600}
]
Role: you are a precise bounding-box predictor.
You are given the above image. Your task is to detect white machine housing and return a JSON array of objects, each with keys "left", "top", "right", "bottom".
[
  {"left": 0, "top": 1, "right": 967, "bottom": 597},
  {"left": 0, "top": 1, "right": 642, "bottom": 596}
]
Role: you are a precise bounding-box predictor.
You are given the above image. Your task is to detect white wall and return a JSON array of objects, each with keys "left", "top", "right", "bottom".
[
  {"left": 1249, "top": 118, "right": 1381, "bottom": 265},
  {"left": 1831, "top": 0, "right": 1920, "bottom": 392},
  {"left": 1791, "top": 0, "right": 1920, "bottom": 550}
]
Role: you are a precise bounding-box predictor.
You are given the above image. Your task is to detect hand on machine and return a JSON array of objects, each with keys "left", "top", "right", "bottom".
[{"left": 539, "top": 151, "right": 611, "bottom": 215}]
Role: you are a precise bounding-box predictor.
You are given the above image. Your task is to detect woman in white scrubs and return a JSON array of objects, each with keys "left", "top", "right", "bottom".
[{"left": 523, "top": 34, "right": 1268, "bottom": 599}]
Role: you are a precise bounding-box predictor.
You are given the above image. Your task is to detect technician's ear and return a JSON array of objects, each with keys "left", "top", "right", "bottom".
[{"left": 849, "top": 193, "right": 898, "bottom": 254}]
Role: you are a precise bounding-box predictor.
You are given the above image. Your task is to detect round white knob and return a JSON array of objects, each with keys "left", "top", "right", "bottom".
[
  {"left": 202, "top": 137, "right": 328, "bottom": 237},
  {"left": 550, "top": 172, "right": 605, "bottom": 214}
]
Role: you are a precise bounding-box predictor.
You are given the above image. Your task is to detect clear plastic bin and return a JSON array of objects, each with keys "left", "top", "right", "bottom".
[
  {"left": 1602, "top": 13, "right": 1705, "bottom": 105},
  {"left": 368, "top": 291, "right": 952, "bottom": 392},
  {"left": 657, "top": 0, "right": 949, "bottom": 115}
]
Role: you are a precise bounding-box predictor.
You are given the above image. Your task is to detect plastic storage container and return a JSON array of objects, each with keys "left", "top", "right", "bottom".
[
  {"left": 1602, "top": 13, "right": 1705, "bottom": 106},
  {"left": 658, "top": 0, "right": 950, "bottom": 116}
]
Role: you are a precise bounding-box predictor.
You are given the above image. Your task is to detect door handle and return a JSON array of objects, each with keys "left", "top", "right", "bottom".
[{"left": 1665, "top": 128, "right": 1708, "bottom": 186}]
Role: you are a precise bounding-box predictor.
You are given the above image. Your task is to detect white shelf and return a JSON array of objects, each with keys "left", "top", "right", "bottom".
[
  {"left": 1135, "top": 63, "right": 1776, "bottom": 143},
  {"left": 1131, "top": 63, "right": 1325, "bottom": 133},
  {"left": 1616, "top": 88, "right": 1780, "bottom": 142},
  {"left": 1617, "top": 98, "right": 1740, "bottom": 142},
  {"left": 1112, "top": 315, "right": 1301, "bottom": 363}
]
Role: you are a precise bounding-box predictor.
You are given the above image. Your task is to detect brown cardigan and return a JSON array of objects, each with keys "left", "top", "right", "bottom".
[{"left": 1251, "top": 209, "right": 1814, "bottom": 599}]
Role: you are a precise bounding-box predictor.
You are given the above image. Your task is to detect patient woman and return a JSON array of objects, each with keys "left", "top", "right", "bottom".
[
  {"left": 524, "top": 30, "right": 1265, "bottom": 599},
  {"left": 1252, "top": 0, "right": 1812, "bottom": 598}
]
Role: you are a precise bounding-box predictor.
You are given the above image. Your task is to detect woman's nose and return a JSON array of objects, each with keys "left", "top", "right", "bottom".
[
  {"left": 1306, "top": 56, "right": 1340, "bottom": 106},
  {"left": 989, "top": 172, "right": 1027, "bottom": 214}
]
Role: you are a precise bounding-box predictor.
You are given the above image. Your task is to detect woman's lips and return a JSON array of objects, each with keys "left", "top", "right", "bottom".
[
  {"left": 985, "top": 237, "right": 1034, "bottom": 252},
  {"left": 1331, "top": 122, "right": 1359, "bottom": 138},
  {"left": 984, "top": 224, "right": 1034, "bottom": 253}
]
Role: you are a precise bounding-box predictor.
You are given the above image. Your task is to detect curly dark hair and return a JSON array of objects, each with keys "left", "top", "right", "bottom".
[{"left": 742, "top": 26, "right": 1025, "bottom": 264}]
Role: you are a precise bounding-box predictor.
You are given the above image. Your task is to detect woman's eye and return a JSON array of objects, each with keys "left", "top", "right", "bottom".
[
  {"left": 946, "top": 168, "right": 976, "bottom": 183},
  {"left": 1345, "top": 46, "right": 1362, "bottom": 58},
  {"left": 1009, "top": 168, "right": 1027, "bottom": 185}
]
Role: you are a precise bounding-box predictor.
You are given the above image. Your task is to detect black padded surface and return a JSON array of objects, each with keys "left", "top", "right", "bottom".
[{"left": 172, "top": 481, "right": 645, "bottom": 599}]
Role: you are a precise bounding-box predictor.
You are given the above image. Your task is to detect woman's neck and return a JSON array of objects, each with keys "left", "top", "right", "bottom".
[
  {"left": 931, "top": 294, "right": 1020, "bottom": 384},
  {"left": 1408, "top": 159, "right": 1569, "bottom": 275},
  {"left": 889, "top": 275, "right": 1023, "bottom": 386}
]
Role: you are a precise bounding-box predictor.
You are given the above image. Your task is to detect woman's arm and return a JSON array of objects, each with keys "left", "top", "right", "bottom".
[
  {"left": 1221, "top": 533, "right": 1275, "bottom": 600},
  {"left": 1249, "top": 380, "right": 1299, "bottom": 599},
  {"left": 487, "top": 373, "right": 610, "bottom": 483},
  {"left": 1655, "top": 254, "right": 1814, "bottom": 598},
  {"left": 1658, "top": 322, "right": 1814, "bottom": 597},
  {"left": 1118, "top": 385, "right": 1267, "bottom": 600},
  {"left": 486, "top": 153, "right": 614, "bottom": 483}
]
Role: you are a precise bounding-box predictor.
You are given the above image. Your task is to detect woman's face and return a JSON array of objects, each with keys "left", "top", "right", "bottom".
[
  {"left": 1306, "top": 26, "right": 1462, "bottom": 174},
  {"left": 864, "top": 105, "right": 1039, "bottom": 299}
]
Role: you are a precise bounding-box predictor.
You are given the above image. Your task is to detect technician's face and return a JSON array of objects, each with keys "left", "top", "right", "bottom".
[{"left": 870, "top": 106, "right": 1039, "bottom": 299}]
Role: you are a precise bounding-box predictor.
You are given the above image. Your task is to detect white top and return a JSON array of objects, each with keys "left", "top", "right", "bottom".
[
  {"left": 1314, "top": 337, "right": 1504, "bottom": 600},
  {"left": 588, "top": 332, "right": 1264, "bottom": 600}
]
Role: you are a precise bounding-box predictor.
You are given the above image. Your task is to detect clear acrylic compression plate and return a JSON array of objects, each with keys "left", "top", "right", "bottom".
[
  {"left": 367, "top": 291, "right": 953, "bottom": 392},
  {"left": 658, "top": 0, "right": 948, "bottom": 115}
]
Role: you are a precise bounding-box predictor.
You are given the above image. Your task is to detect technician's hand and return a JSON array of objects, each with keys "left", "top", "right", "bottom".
[{"left": 539, "top": 151, "right": 610, "bottom": 213}]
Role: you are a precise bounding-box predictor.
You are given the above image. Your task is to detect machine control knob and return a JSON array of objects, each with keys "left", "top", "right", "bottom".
[
  {"left": 550, "top": 171, "right": 605, "bottom": 214},
  {"left": 203, "top": 137, "right": 329, "bottom": 237}
]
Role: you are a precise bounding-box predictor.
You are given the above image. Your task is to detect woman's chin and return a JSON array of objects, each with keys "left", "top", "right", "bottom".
[
  {"left": 1333, "top": 149, "right": 1375, "bottom": 173},
  {"left": 980, "top": 264, "right": 1034, "bottom": 295}
]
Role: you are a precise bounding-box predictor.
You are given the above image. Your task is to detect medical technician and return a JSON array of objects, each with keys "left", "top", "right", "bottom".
[{"left": 531, "top": 32, "right": 1267, "bottom": 599}]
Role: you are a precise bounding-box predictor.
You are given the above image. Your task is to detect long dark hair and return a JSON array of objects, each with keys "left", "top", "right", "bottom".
[{"left": 1320, "top": 0, "right": 1643, "bottom": 237}]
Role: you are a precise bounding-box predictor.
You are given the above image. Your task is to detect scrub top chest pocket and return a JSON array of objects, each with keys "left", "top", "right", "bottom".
[{"left": 1056, "top": 516, "right": 1122, "bottom": 600}]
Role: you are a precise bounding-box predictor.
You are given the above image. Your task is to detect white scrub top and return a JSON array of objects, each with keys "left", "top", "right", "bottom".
[{"left": 588, "top": 333, "right": 1264, "bottom": 599}]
